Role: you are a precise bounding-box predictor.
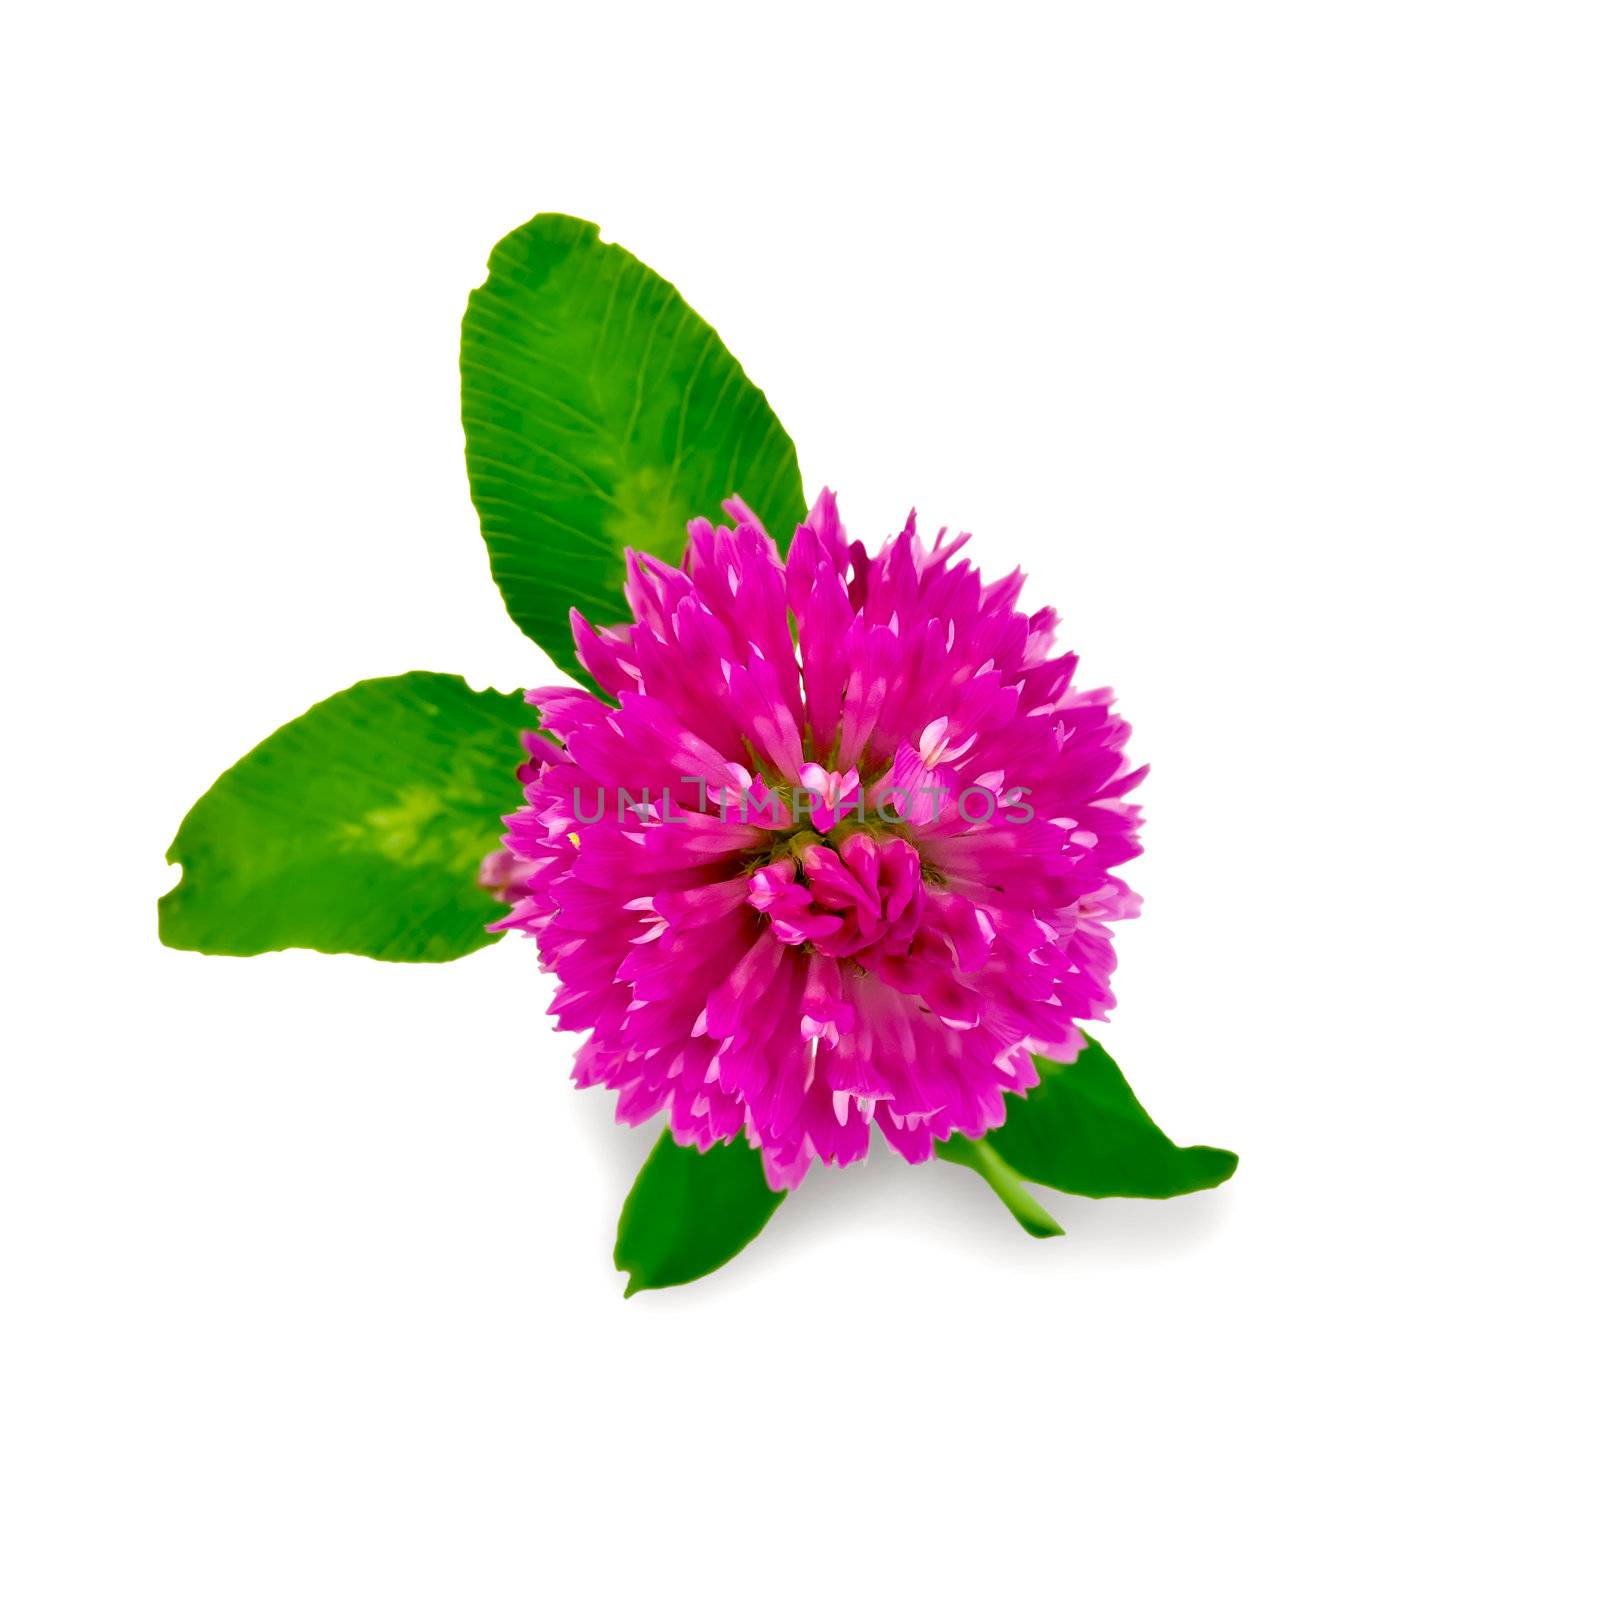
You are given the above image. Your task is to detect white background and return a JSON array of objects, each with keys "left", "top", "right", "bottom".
[{"left": 4, "top": 3, "right": 1597, "bottom": 1595}]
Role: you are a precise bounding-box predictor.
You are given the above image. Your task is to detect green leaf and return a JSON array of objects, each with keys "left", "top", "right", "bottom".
[
  {"left": 461, "top": 213, "right": 807, "bottom": 678},
  {"left": 980, "top": 1033, "right": 1239, "bottom": 1200},
  {"left": 161, "top": 672, "right": 530, "bottom": 962},
  {"left": 937, "top": 1135, "right": 1064, "bottom": 1237},
  {"left": 614, "top": 1131, "right": 785, "bottom": 1297}
]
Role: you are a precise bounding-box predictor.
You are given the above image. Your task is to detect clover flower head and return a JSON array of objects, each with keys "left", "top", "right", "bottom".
[{"left": 487, "top": 491, "right": 1145, "bottom": 1188}]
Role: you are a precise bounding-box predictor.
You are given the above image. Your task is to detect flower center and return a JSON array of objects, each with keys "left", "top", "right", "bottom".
[{"left": 746, "top": 825, "right": 924, "bottom": 960}]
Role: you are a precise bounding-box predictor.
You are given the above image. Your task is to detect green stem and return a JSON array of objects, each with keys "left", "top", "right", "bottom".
[{"left": 937, "top": 1135, "right": 1064, "bottom": 1238}]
